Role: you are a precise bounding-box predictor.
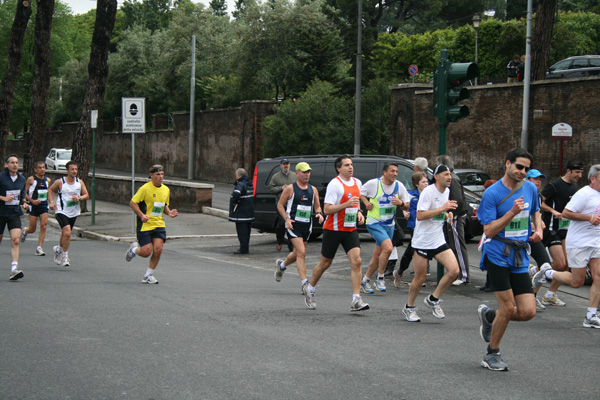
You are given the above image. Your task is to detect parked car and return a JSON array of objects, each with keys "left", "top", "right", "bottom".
[
  {"left": 45, "top": 148, "right": 72, "bottom": 170},
  {"left": 252, "top": 155, "right": 483, "bottom": 240},
  {"left": 454, "top": 168, "right": 490, "bottom": 196},
  {"left": 546, "top": 55, "right": 600, "bottom": 80}
]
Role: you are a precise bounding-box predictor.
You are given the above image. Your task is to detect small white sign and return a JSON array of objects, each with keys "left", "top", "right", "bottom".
[
  {"left": 552, "top": 122, "right": 572, "bottom": 137},
  {"left": 122, "top": 97, "right": 145, "bottom": 133},
  {"left": 91, "top": 110, "right": 98, "bottom": 128}
]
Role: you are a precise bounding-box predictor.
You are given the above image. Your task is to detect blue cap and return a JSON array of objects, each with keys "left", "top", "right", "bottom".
[
  {"left": 526, "top": 169, "right": 546, "bottom": 179},
  {"left": 280, "top": 158, "right": 289, "bottom": 164}
]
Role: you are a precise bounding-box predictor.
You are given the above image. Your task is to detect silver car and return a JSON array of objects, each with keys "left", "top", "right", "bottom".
[{"left": 454, "top": 168, "right": 490, "bottom": 196}]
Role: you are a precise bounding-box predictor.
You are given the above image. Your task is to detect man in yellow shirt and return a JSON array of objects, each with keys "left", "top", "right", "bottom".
[{"left": 126, "top": 165, "right": 178, "bottom": 283}]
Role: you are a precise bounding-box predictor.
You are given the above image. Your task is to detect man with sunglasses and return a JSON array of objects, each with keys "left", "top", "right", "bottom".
[
  {"left": 125, "top": 165, "right": 178, "bottom": 283},
  {"left": 533, "top": 160, "right": 584, "bottom": 307},
  {"left": 476, "top": 148, "right": 542, "bottom": 371}
]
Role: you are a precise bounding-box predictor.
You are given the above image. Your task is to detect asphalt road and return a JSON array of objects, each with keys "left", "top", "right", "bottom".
[{"left": 1, "top": 221, "right": 599, "bottom": 400}]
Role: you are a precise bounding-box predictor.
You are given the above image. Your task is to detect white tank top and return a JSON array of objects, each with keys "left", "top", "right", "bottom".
[{"left": 56, "top": 177, "right": 81, "bottom": 218}]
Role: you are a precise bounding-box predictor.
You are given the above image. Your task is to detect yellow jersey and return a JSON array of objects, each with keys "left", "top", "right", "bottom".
[{"left": 131, "top": 181, "right": 170, "bottom": 232}]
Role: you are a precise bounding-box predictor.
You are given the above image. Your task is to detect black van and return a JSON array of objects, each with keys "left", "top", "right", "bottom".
[{"left": 252, "top": 154, "right": 483, "bottom": 240}]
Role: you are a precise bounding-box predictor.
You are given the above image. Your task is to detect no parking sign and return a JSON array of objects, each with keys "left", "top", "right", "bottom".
[{"left": 409, "top": 64, "right": 419, "bottom": 76}]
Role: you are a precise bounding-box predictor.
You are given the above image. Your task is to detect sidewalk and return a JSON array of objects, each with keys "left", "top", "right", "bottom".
[{"left": 46, "top": 200, "right": 260, "bottom": 242}]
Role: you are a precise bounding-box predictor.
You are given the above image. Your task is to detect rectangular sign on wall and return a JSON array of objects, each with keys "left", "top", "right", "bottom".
[{"left": 122, "top": 97, "right": 145, "bottom": 133}]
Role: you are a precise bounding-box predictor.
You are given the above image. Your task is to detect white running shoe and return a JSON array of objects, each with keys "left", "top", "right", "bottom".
[
  {"left": 274, "top": 259, "right": 285, "bottom": 282},
  {"left": 424, "top": 296, "right": 445, "bottom": 319},
  {"left": 62, "top": 254, "right": 70, "bottom": 267},
  {"left": 583, "top": 315, "right": 600, "bottom": 328},
  {"left": 142, "top": 275, "right": 159, "bottom": 284},
  {"left": 53, "top": 246, "right": 63, "bottom": 265},
  {"left": 402, "top": 305, "right": 421, "bottom": 322},
  {"left": 20, "top": 230, "right": 27, "bottom": 242},
  {"left": 35, "top": 246, "right": 45, "bottom": 256},
  {"left": 351, "top": 296, "right": 369, "bottom": 312},
  {"left": 532, "top": 263, "right": 552, "bottom": 289},
  {"left": 542, "top": 293, "right": 566, "bottom": 307},
  {"left": 9, "top": 269, "right": 24, "bottom": 281},
  {"left": 535, "top": 297, "right": 546, "bottom": 311},
  {"left": 125, "top": 242, "right": 139, "bottom": 262}
]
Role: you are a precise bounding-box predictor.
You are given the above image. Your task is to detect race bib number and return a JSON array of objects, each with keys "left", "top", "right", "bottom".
[
  {"left": 558, "top": 218, "right": 570, "bottom": 230},
  {"left": 5, "top": 190, "right": 19, "bottom": 205},
  {"left": 344, "top": 207, "right": 358, "bottom": 228},
  {"left": 432, "top": 212, "right": 447, "bottom": 222},
  {"left": 37, "top": 189, "right": 48, "bottom": 202},
  {"left": 151, "top": 202, "right": 165, "bottom": 217},
  {"left": 505, "top": 210, "right": 529, "bottom": 238},
  {"left": 294, "top": 204, "right": 311, "bottom": 223},
  {"left": 378, "top": 200, "right": 394, "bottom": 221}
]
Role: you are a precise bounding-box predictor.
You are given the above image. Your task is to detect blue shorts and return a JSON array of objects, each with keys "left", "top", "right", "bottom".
[
  {"left": 366, "top": 224, "right": 394, "bottom": 247},
  {"left": 137, "top": 227, "right": 167, "bottom": 247}
]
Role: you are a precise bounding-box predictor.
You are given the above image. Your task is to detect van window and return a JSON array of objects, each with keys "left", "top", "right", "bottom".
[
  {"left": 264, "top": 165, "right": 284, "bottom": 188},
  {"left": 571, "top": 58, "right": 588, "bottom": 69},
  {"left": 397, "top": 164, "right": 415, "bottom": 190},
  {"left": 352, "top": 162, "right": 379, "bottom": 184},
  {"left": 590, "top": 58, "right": 600, "bottom": 67}
]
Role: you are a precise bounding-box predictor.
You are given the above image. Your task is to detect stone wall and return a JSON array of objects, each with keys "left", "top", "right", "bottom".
[
  {"left": 8, "top": 100, "right": 275, "bottom": 183},
  {"left": 390, "top": 77, "right": 600, "bottom": 181}
]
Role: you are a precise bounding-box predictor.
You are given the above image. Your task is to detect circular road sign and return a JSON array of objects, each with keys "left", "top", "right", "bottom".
[{"left": 409, "top": 64, "right": 419, "bottom": 76}]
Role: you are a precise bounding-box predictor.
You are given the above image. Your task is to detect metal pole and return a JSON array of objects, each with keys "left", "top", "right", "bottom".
[
  {"left": 188, "top": 35, "right": 196, "bottom": 180},
  {"left": 521, "top": 0, "right": 533, "bottom": 150},
  {"left": 91, "top": 127, "right": 96, "bottom": 225},
  {"left": 132, "top": 131, "right": 135, "bottom": 234},
  {"left": 353, "top": 0, "right": 362, "bottom": 155}
]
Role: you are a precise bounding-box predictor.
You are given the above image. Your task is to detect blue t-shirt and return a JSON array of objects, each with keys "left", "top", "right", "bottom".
[
  {"left": 477, "top": 180, "right": 539, "bottom": 273},
  {"left": 407, "top": 188, "right": 419, "bottom": 230}
]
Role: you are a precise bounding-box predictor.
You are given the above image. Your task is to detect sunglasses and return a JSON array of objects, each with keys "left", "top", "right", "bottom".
[{"left": 514, "top": 163, "right": 530, "bottom": 172}]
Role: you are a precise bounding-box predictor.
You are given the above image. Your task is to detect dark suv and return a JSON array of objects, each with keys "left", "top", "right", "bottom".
[
  {"left": 546, "top": 55, "right": 600, "bottom": 79},
  {"left": 252, "top": 155, "right": 483, "bottom": 240}
]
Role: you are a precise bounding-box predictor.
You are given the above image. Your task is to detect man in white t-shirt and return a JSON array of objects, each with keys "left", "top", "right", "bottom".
[
  {"left": 532, "top": 164, "right": 600, "bottom": 328},
  {"left": 402, "top": 164, "right": 459, "bottom": 322},
  {"left": 359, "top": 162, "right": 410, "bottom": 293}
]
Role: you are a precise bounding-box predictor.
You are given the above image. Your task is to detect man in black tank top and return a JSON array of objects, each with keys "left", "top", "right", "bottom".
[
  {"left": 21, "top": 161, "right": 51, "bottom": 256},
  {"left": 274, "top": 162, "right": 324, "bottom": 295}
]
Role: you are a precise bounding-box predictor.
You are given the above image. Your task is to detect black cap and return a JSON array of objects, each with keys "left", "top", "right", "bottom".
[{"left": 433, "top": 164, "right": 450, "bottom": 175}]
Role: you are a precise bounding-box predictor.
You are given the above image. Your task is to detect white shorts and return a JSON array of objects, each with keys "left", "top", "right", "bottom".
[{"left": 566, "top": 247, "right": 600, "bottom": 269}]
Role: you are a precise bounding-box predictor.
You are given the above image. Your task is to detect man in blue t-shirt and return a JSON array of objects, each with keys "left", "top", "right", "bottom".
[{"left": 476, "top": 148, "right": 543, "bottom": 372}]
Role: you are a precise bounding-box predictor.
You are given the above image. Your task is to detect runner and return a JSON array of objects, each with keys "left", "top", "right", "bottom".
[
  {"left": 21, "top": 161, "right": 51, "bottom": 256},
  {"left": 0, "top": 154, "right": 28, "bottom": 280},
  {"left": 359, "top": 162, "right": 410, "bottom": 293},
  {"left": 524, "top": 169, "right": 553, "bottom": 311},
  {"left": 274, "top": 162, "right": 324, "bottom": 293},
  {"left": 125, "top": 165, "right": 178, "bottom": 284},
  {"left": 538, "top": 159, "right": 584, "bottom": 307},
  {"left": 48, "top": 161, "right": 89, "bottom": 267},
  {"left": 402, "top": 164, "right": 459, "bottom": 322},
  {"left": 303, "top": 155, "right": 369, "bottom": 311},
  {"left": 476, "top": 148, "right": 541, "bottom": 372},
  {"left": 532, "top": 164, "right": 600, "bottom": 328}
]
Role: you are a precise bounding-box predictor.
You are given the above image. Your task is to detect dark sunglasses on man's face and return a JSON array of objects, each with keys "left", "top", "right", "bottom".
[{"left": 514, "top": 163, "right": 530, "bottom": 172}]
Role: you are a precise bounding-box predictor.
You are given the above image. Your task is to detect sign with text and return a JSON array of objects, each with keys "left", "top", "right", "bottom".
[
  {"left": 552, "top": 122, "right": 572, "bottom": 141},
  {"left": 122, "top": 97, "right": 145, "bottom": 133}
]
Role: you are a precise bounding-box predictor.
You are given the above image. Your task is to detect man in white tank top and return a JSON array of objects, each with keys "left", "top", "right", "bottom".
[{"left": 48, "top": 161, "right": 89, "bottom": 267}]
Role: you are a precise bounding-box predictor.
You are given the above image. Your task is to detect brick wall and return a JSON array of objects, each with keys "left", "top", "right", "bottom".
[{"left": 391, "top": 77, "right": 600, "bottom": 181}]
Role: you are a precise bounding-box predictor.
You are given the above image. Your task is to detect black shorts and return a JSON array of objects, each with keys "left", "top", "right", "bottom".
[
  {"left": 414, "top": 243, "right": 451, "bottom": 260},
  {"left": 137, "top": 227, "right": 167, "bottom": 247},
  {"left": 321, "top": 229, "right": 360, "bottom": 259},
  {"left": 56, "top": 213, "right": 77, "bottom": 230},
  {"left": 0, "top": 215, "right": 22, "bottom": 233},
  {"left": 530, "top": 241, "right": 551, "bottom": 266},
  {"left": 484, "top": 255, "right": 534, "bottom": 295},
  {"left": 287, "top": 227, "right": 311, "bottom": 242},
  {"left": 29, "top": 204, "right": 49, "bottom": 217},
  {"left": 542, "top": 229, "right": 566, "bottom": 248}
]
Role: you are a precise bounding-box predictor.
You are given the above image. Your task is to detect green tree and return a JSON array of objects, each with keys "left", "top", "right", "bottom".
[
  {"left": 262, "top": 80, "right": 353, "bottom": 157},
  {"left": 210, "top": 0, "right": 227, "bottom": 16},
  {"left": 121, "top": 0, "right": 175, "bottom": 32},
  {"left": 234, "top": 0, "right": 348, "bottom": 100}
]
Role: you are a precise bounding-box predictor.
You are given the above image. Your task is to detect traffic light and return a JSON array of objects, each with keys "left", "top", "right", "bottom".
[{"left": 433, "top": 50, "right": 480, "bottom": 125}]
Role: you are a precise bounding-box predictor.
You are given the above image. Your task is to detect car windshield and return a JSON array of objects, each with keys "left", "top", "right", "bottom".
[{"left": 56, "top": 151, "right": 72, "bottom": 160}]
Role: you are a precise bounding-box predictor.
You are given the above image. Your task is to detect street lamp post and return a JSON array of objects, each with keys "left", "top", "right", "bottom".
[{"left": 472, "top": 14, "right": 481, "bottom": 86}]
